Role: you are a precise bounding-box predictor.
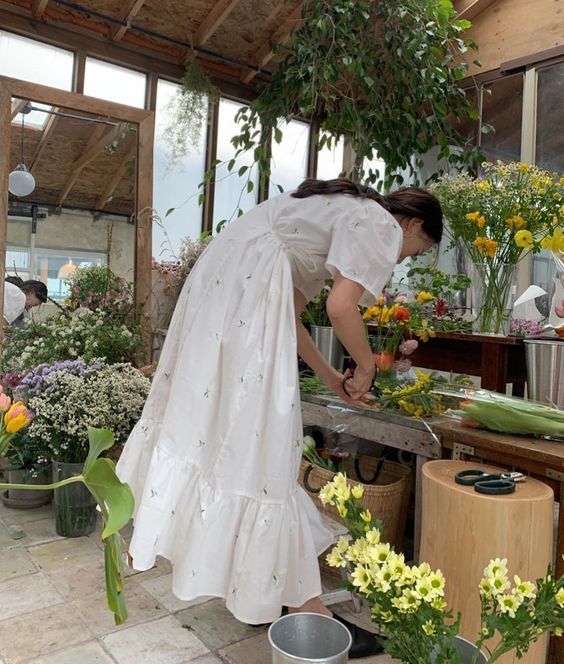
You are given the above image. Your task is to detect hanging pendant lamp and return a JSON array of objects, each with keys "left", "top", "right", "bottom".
[
  {"left": 8, "top": 112, "right": 35, "bottom": 197},
  {"left": 58, "top": 259, "right": 77, "bottom": 280}
]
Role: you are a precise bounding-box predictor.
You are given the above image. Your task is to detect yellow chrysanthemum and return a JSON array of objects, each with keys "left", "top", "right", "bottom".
[
  {"left": 422, "top": 620, "right": 436, "bottom": 636},
  {"left": 513, "top": 575, "right": 536, "bottom": 600},
  {"left": 505, "top": 215, "right": 527, "bottom": 230},
  {"left": 326, "top": 548, "right": 347, "bottom": 568},
  {"left": 351, "top": 485, "right": 364, "bottom": 500},
  {"left": 514, "top": 229, "right": 534, "bottom": 249},
  {"left": 497, "top": 593, "right": 522, "bottom": 618},
  {"left": 555, "top": 587, "right": 564, "bottom": 607}
]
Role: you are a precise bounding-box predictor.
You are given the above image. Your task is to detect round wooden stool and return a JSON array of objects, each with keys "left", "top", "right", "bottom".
[{"left": 420, "top": 460, "right": 554, "bottom": 664}]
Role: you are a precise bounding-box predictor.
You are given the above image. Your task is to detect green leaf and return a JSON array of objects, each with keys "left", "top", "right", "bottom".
[
  {"left": 165, "top": 207, "right": 175, "bottom": 218},
  {"left": 104, "top": 532, "right": 128, "bottom": 625},
  {"left": 227, "top": 159, "right": 236, "bottom": 172},
  {"left": 83, "top": 457, "right": 134, "bottom": 539},
  {"left": 238, "top": 165, "right": 248, "bottom": 177},
  {"left": 83, "top": 428, "right": 115, "bottom": 475},
  {"left": 247, "top": 180, "right": 254, "bottom": 193}
]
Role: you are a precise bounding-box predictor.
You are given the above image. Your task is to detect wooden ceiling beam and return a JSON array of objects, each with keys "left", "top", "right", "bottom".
[
  {"left": 188, "top": 0, "right": 242, "bottom": 56},
  {"left": 242, "top": 1, "right": 304, "bottom": 84},
  {"left": 10, "top": 98, "right": 28, "bottom": 120},
  {"left": 57, "top": 124, "right": 120, "bottom": 205},
  {"left": 95, "top": 136, "right": 137, "bottom": 209},
  {"left": 455, "top": 0, "right": 497, "bottom": 20},
  {"left": 31, "top": 0, "right": 49, "bottom": 19},
  {"left": 29, "top": 108, "right": 58, "bottom": 171},
  {"left": 110, "top": 0, "right": 147, "bottom": 42}
]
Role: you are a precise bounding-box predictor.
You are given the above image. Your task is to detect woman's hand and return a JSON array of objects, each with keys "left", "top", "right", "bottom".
[
  {"left": 341, "top": 364, "right": 375, "bottom": 401},
  {"left": 326, "top": 369, "right": 378, "bottom": 409}
]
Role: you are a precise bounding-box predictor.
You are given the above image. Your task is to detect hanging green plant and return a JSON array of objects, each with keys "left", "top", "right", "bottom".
[
  {"left": 218, "top": 0, "right": 483, "bottom": 192},
  {"left": 163, "top": 58, "right": 219, "bottom": 169}
]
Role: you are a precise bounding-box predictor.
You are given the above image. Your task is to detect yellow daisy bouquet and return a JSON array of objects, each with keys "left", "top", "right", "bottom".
[
  {"left": 431, "top": 161, "right": 564, "bottom": 334},
  {"left": 321, "top": 473, "right": 564, "bottom": 663}
]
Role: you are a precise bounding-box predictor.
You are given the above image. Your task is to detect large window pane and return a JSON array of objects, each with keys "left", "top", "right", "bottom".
[
  {"left": 0, "top": 31, "right": 73, "bottom": 89},
  {"left": 316, "top": 133, "right": 344, "bottom": 180},
  {"left": 268, "top": 119, "right": 309, "bottom": 196},
  {"left": 481, "top": 74, "right": 523, "bottom": 163},
  {"left": 35, "top": 249, "right": 105, "bottom": 302},
  {"left": 213, "top": 99, "right": 259, "bottom": 229},
  {"left": 153, "top": 79, "right": 207, "bottom": 260},
  {"left": 84, "top": 58, "right": 146, "bottom": 109},
  {"left": 536, "top": 62, "right": 564, "bottom": 172}
]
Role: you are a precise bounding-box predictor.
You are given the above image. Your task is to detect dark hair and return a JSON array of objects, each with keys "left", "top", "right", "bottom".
[
  {"left": 21, "top": 280, "right": 48, "bottom": 304},
  {"left": 5, "top": 275, "right": 25, "bottom": 288},
  {"left": 291, "top": 178, "right": 443, "bottom": 244}
]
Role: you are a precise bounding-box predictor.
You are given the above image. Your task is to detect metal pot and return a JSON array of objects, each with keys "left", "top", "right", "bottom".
[
  {"left": 310, "top": 326, "right": 345, "bottom": 372},
  {"left": 523, "top": 338, "right": 564, "bottom": 408},
  {"left": 268, "top": 613, "right": 352, "bottom": 663}
]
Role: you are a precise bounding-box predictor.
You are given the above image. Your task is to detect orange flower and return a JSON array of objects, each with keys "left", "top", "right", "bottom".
[
  {"left": 373, "top": 352, "right": 395, "bottom": 372},
  {"left": 394, "top": 306, "right": 410, "bottom": 322}
]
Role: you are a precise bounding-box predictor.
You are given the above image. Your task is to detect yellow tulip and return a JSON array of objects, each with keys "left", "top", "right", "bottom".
[{"left": 6, "top": 413, "right": 31, "bottom": 434}]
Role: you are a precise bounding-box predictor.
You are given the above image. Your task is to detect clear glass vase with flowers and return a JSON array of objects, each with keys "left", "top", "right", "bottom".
[
  {"left": 431, "top": 162, "right": 564, "bottom": 335},
  {"left": 320, "top": 472, "right": 564, "bottom": 663}
]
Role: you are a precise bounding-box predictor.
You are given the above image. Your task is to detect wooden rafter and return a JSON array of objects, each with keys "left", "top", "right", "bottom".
[
  {"left": 110, "top": 0, "right": 147, "bottom": 42},
  {"left": 57, "top": 124, "right": 120, "bottom": 205},
  {"left": 32, "top": 0, "right": 50, "bottom": 19},
  {"left": 185, "top": 0, "right": 242, "bottom": 58},
  {"left": 95, "top": 137, "right": 137, "bottom": 209},
  {"left": 29, "top": 108, "right": 58, "bottom": 171},
  {"left": 10, "top": 98, "right": 28, "bottom": 121},
  {"left": 455, "top": 0, "right": 497, "bottom": 20},
  {"left": 242, "top": 1, "right": 304, "bottom": 84}
]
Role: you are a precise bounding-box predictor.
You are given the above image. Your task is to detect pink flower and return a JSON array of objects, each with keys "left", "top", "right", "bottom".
[
  {"left": 396, "top": 358, "right": 412, "bottom": 373},
  {"left": 394, "top": 295, "right": 408, "bottom": 304},
  {"left": 399, "top": 339, "right": 419, "bottom": 356},
  {"left": 555, "top": 300, "right": 564, "bottom": 318},
  {"left": 0, "top": 393, "right": 11, "bottom": 412}
]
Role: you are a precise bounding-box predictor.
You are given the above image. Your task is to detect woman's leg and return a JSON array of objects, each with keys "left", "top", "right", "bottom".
[{"left": 288, "top": 596, "right": 332, "bottom": 616}]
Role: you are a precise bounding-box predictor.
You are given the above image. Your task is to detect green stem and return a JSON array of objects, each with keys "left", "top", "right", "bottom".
[{"left": 0, "top": 476, "right": 84, "bottom": 491}]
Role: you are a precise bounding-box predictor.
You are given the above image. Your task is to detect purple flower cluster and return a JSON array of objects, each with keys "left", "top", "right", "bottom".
[
  {"left": 509, "top": 318, "right": 544, "bottom": 337},
  {"left": 17, "top": 359, "right": 104, "bottom": 400}
]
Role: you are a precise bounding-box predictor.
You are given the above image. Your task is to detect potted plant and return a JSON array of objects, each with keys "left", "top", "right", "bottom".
[
  {"left": 15, "top": 359, "right": 150, "bottom": 536},
  {"left": 0, "top": 426, "right": 134, "bottom": 626},
  {"left": 1, "top": 431, "right": 51, "bottom": 509},
  {"left": 319, "top": 472, "right": 564, "bottom": 663}
]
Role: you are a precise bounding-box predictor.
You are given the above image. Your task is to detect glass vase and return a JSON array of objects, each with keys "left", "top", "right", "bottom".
[
  {"left": 52, "top": 460, "right": 97, "bottom": 537},
  {"left": 469, "top": 261, "right": 517, "bottom": 335}
]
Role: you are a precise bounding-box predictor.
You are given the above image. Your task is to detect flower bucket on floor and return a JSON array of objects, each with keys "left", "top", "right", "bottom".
[
  {"left": 431, "top": 635, "right": 488, "bottom": 663},
  {"left": 52, "top": 460, "right": 97, "bottom": 537},
  {"left": 268, "top": 613, "right": 352, "bottom": 663}
]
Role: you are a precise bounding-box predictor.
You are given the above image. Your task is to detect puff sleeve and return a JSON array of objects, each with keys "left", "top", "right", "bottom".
[{"left": 325, "top": 202, "right": 402, "bottom": 307}]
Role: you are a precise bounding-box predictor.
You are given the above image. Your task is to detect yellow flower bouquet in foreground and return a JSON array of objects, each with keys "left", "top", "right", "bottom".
[
  {"left": 431, "top": 161, "right": 564, "bottom": 334},
  {"left": 321, "top": 473, "right": 564, "bottom": 663}
]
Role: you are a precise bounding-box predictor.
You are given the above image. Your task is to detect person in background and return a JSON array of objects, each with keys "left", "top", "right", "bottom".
[{"left": 3, "top": 278, "right": 48, "bottom": 326}]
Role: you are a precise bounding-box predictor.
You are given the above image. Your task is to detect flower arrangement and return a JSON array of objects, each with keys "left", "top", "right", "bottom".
[
  {"left": 320, "top": 472, "right": 564, "bottom": 663},
  {"left": 301, "top": 281, "right": 332, "bottom": 327},
  {"left": 67, "top": 266, "right": 133, "bottom": 318},
  {"left": 362, "top": 293, "right": 435, "bottom": 372},
  {"left": 0, "top": 388, "right": 34, "bottom": 457},
  {"left": 508, "top": 318, "right": 544, "bottom": 337},
  {"left": 1, "top": 308, "right": 143, "bottom": 375},
  {"left": 405, "top": 266, "right": 471, "bottom": 332},
  {"left": 17, "top": 359, "right": 150, "bottom": 463},
  {"left": 431, "top": 161, "right": 564, "bottom": 334}
]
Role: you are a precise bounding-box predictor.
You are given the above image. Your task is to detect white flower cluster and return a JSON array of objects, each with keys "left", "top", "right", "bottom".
[
  {"left": 27, "top": 362, "right": 150, "bottom": 463},
  {"left": 3, "top": 308, "right": 141, "bottom": 375}
]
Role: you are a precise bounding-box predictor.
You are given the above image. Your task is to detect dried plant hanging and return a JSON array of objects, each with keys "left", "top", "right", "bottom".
[{"left": 163, "top": 58, "right": 219, "bottom": 170}]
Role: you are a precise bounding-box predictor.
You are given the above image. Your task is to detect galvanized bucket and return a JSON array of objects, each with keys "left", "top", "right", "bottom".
[
  {"left": 524, "top": 339, "right": 564, "bottom": 409},
  {"left": 431, "top": 635, "right": 488, "bottom": 662},
  {"left": 268, "top": 613, "right": 352, "bottom": 663},
  {"left": 310, "top": 326, "right": 345, "bottom": 372}
]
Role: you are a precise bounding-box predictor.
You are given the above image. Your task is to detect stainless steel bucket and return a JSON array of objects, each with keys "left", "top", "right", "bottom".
[
  {"left": 310, "top": 326, "right": 345, "bottom": 372},
  {"left": 524, "top": 339, "right": 564, "bottom": 408},
  {"left": 432, "top": 635, "right": 487, "bottom": 663},
  {"left": 268, "top": 613, "right": 352, "bottom": 663}
]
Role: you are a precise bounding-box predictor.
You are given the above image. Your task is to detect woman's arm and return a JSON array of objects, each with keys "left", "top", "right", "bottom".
[
  {"left": 294, "top": 288, "right": 372, "bottom": 406},
  {"left": 325, "top": 275, "right": 375, "bottom": 399}
]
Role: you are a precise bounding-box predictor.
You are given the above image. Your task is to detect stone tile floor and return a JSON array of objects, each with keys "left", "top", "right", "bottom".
[{"left": 0, "top": 500, "right": 395, "bottom": 664}]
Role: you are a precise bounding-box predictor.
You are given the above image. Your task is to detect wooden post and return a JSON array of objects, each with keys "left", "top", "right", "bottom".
[{"left": 0, "top": 81, "right": 10, "bottom": 344}]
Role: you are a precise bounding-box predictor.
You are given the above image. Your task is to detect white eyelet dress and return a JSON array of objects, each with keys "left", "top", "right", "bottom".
[{"left": 116, "top": 192, "right": 403, "bottom": 624}]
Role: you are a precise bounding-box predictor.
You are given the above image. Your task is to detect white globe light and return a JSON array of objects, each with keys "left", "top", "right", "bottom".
[{"left": 8, "top": 164, "right": 36, "bottom": 197}]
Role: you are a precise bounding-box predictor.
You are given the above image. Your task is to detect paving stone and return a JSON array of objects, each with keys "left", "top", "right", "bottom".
[
  {"left": 124, "top": 555, "right": 172, "bottom": 580},
  {"left": 138, "top": 573, "right": 214, "bottom": 612},
  {"left": 0, "top": 604, "right": 91, "bottom": 663},
  {"left": 0, "top": 572, "right": 63, "bottom": 621},
  {"left": 0, "top": 547, "right": 37, "bottom": 582},
  {"left": 0, "top": 503, "right": 54, "bottom": 527},
  {"left": 29, "top": 535, "right": 102, "bottom": 571},
  {"left": 188, "top": 656, "right": 224, "bottom": 664},
  {"left": 0, "top": 520, "right": 21, "bottom": 548},
  {"left": 26, "top": 641, "right": 116, "bottom": 664},
  {"left": 102, "top": 615, "right": 209, "bottom": 664},
  {"left": 6, "top": 516, "right": 63, "bottom": 546},
  {"left": 69, "top": 574, "right": 167, "bottom": 637},
  {"left": 217, "top": 631, "right": 271, "bottom": 664},
  {"left": 175, "top": 599, "right": 266, "bottom": 651}
]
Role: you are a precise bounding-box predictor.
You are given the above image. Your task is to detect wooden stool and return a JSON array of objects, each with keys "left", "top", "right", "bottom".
[{"left": 420, "top": 460, "right": 553, "bottom": 664}]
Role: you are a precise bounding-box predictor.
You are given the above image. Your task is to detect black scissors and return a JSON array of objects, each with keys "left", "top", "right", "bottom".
[
  {"left": 455, "top": 469, "right": 516, "bottom": 495},
  {"left": 341, "top": 374, "right": 381, "bottom": 400}
]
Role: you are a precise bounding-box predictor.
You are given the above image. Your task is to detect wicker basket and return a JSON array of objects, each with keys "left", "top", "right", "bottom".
[{"left": 299, "top": 456, "right": 412, "bottom": 575}]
